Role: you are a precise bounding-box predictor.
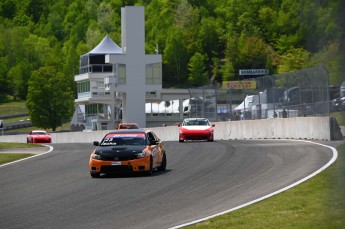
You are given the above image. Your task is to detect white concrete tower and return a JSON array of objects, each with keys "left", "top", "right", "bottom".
[{"left": 105, "top": 6, "right": 162, "bottom": 128}]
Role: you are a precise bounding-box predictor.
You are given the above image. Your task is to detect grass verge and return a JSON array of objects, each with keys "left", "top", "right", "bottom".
[
  {"left": 0, "top": 142, "right": 43, "bottom": 149},
  {"left": 188, "top": 143, "right": 345, "bottom": 229},
  {"left": 332, "top": 111, "right": 345, "bottom": 126},
  {"left": 0, "top": 101, "right": 27, "bottom": 116},
  {"left": 0, "top": 142, "right": 42, "bottom": 165},
  {"left": 0, "top": 153, "right": 34, "bottom": 165}
]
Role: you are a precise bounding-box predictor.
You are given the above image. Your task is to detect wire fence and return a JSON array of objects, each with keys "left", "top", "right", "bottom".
[{"left": 187, "top": 66, "right": 337, "bottom": 121}]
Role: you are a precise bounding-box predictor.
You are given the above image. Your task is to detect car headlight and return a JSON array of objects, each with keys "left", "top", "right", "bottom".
[
  {"left": 92, "top": 153, "right": 102, "bottom": 160},
  {"left": 135, "top": 152, "right": 146, "bottom": 158}
]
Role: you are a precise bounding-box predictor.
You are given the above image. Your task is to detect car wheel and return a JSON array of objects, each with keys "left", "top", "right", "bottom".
[
  {"left": 146, "top": 156, "right": 154, "bottom": 176},
  {"left": 90, "top": 171, "right": 100, "bottom": 178},
  {"left": 158, "top": 153, "right": 167, "bottom": 171},
  {"left": 179, "top": 139, "right": 184, "bottom": 143}
]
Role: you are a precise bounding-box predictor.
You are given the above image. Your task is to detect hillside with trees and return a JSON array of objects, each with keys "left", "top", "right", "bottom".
[{"left": 0, "top": 0, "right": 344, "bottom": 103}]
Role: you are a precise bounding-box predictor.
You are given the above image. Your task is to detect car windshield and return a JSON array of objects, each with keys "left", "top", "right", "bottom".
[
  {"left": 33, "top": 132, "right": 47, "bottom": 135},
  {"left": 101, "top": 133, "right": 146, "bottom": 146},
  {"left": 119, "top": 125, "right": 138, "bottom": 129},
  {"left": 183, "top": 119, "right": 209, "bottom": 126}
]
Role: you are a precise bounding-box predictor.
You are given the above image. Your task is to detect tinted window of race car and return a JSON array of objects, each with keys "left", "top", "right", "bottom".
[
  {"left": 101, "top": 133, "right": 146, "bottom": 146},
  {"left": 117, "top": 124, "right": 139, "bottom": 129},
  {"left": 33, "top": 132, "right": 48, "bottom": 135},
  {"left": 183, "top": 119, "right": 209, "bottom": 126}
]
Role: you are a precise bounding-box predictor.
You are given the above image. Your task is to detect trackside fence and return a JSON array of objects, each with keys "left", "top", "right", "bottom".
[{"left": 189, "top": 66, "right": 333, "bottom": 121}]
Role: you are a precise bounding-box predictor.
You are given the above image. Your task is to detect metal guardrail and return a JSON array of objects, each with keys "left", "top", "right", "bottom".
[
  {"left": 0, "top": 113, "right": 31, "bottom": 135},
  {"left": 0, "top": 113, "right": 29, "bottom": 119},
  {"left": 3, "top": 121, "right": 32, "bottom": 130}
]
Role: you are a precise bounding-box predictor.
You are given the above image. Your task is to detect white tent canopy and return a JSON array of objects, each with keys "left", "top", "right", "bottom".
[{"left": 234, "top": 95, "right": 254, "bottom": 111}]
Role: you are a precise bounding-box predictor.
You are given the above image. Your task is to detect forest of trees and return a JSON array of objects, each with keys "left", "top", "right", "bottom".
[{"left": 0, "top": 0, "right": 344, "bottom": 103}]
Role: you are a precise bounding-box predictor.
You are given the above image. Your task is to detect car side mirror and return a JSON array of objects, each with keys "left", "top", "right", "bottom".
[
  {"left": 150, "top": 140, "right": 158, "bottom": 145},
  {"left": 93, "top": 141, "right": 100, "bottom": 146}
]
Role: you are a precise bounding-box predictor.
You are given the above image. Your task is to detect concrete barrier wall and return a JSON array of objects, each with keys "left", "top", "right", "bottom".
[
  {"left": 0, "top": 117, "right": 335, "bottom": 143},
  {"left": 215, "top": 117, "right": 331, "bottom": 140}
]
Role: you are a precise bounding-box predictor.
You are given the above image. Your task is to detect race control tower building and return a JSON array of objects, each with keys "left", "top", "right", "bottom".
[{"left": 105, "top": 6, "right": 162, "bottom": 128}]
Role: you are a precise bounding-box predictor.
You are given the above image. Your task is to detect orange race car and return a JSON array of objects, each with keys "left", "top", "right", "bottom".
[
  {"left": 89, "top": 129, "right": 167, "bottom": 178},
  {"left": 115, "top": 122, "right": 139, "bottom": 130}
]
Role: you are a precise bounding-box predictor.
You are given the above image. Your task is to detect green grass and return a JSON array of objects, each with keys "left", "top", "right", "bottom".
[
  {"left": 188, "top": 143, "right": 345, "bottom": 229},
  {"left": 0, "top": 153, "right": 34, "bottom": 165},
  {"left": 0, "top": 101, "right": 28, "bottom": 116},
  {"left": 0, "top": 143, "right": 43, "bottom": 165},
  {"left": 0, "top": 142, "right": 43, "bottom": 149},
  {"left": 332, "top": 111, "right": 345, "bottom": 126}
]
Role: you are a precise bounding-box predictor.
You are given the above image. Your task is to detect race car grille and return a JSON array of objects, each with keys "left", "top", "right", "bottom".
[
  {"left": 100, "top": 165, "right": 133, "bottom": 174},
  {"left": 36, "top": 139, "right": 51, "bottom": 143},
  {"left": 186, "top": 136, "right": 208, "bottom": 140},
  {"left": 184, "top": 133, "right": 211, "bottom": 140},
  {"left": 100, "top": 155, "right": 137, "bottom": 161}
]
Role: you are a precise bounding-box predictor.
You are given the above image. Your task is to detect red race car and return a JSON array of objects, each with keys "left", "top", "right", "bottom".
[
  {"left": 178, "top": 118, "right": 215, "bottom": 142},
  {"left": 27, "top": 130, "right": 52, "bottom": 144}
]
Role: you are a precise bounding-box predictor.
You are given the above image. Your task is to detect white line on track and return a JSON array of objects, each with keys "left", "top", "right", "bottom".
[
  {"left": 169, "top": 140, "right": 338, "bottom": 229},
  {"left": 0, "top": 144, "right": 54, "bottom": 168}
]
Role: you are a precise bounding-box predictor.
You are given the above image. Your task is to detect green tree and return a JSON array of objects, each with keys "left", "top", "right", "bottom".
[
  {"left": 0, "top": 57, "right": 10, "bottom": 102},
  {"left": 174, "top": 0, "right": 195, "bottom": 29},
  {"left": 174, "top": 0, "right": 200, "bottom": 60},
  {"left": 274, "top": 0, "right": 303, "bottom": 53},
  {"left": 26, "top": 66, "right": 74, "bottom": 131},
  {"left": 163, "top": 27, "right": 189, "bottom": 87},
  {"left": 98, "top": 2, "right": 117, "bottom": 33},
  {"left": 43, "top": 2, "right": 66, "bottom": 40},
  {"left": 145, "top": 0, "right": 175, "bottom": 54},
  {"left": 0, "top": 0, "right": 344, "bottom": 99},
  {"left": 187, "top": 52, "right": 208, "bottom": 87},
  {"left": 237, "top": 35, "right": 268, "bottom": 69},
  {"left": 258, "top": 6, "right": 279, "bottom": 41},
  {"left": 199, "top": 17, "right": 220, "bottom": 80},
  {"left": 7, "top": 61, "right": 32, "bottom": 100},
  {"left": 277, "top": 47, "right": 310, "bottom": 73},
  {"left": 221, "top": 34, "right": 237, "bottom": 81},
  {"left": 221, "top": 59, "right": 235, "bottom": 82},
  {"left": 0, "top": 0, "right": 16, "bottom": 19}
]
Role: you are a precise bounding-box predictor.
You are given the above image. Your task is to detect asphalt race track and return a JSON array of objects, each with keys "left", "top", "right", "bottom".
[{"left": 0, "top": 140, "right": 334, "bottom": 229}]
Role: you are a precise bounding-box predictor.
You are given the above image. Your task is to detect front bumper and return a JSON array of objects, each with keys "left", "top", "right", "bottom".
[
  {"left": 89, "top": 156, "right": 150, "bottom": 174},
  {"left": 33, "top": 139, "right": 51, "bottom": 144},
  {"left": 179, "top": 132, "right": 213, "bottom": 141}
]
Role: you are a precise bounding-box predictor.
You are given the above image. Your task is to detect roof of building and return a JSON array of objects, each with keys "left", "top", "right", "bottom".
[{"left": 88, "top": 34, "right": 122, "bottom": 54}]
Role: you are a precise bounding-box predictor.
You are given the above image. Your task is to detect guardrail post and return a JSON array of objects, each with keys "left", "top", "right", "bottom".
[{"left": 0, "top": 119, "right": 3, "bottom": 135}]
